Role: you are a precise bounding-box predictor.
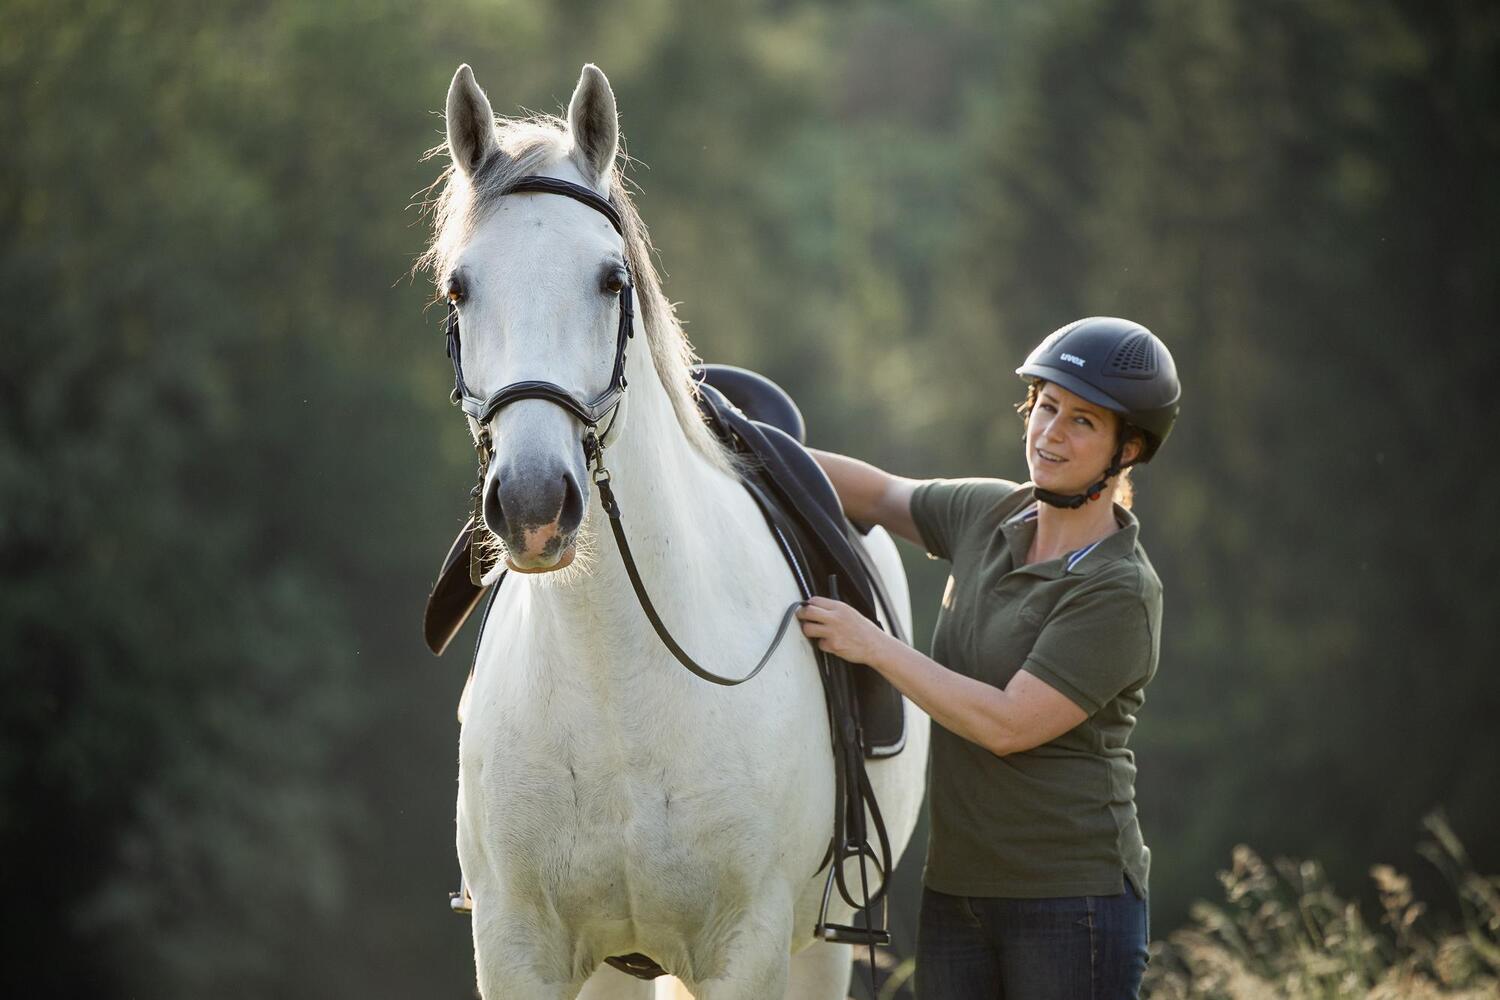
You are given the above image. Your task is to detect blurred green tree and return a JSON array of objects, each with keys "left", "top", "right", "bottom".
[{"left": 2, "top": 0, "right": 1496, "bottom": 997}]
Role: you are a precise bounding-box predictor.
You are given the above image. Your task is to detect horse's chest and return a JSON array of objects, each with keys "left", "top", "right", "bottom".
[
  {"left": 458, "top": 625, "right": 828, "bottom": 937},
  {"left": 468, "top": 738, "right": 764, "bottom": 919}
]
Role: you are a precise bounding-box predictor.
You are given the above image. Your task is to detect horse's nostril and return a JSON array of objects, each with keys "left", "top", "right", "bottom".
[
  {"left": 482, "top": 476, "right": 509, "bottom": 540},
  {"left": 559, "top": 472, "right": 584, "bottom": 534}
]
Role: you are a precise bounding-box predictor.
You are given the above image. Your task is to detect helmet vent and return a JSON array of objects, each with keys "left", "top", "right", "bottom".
[{"left": 1105, "top": 333, "right": 1157, "bottom": 378}]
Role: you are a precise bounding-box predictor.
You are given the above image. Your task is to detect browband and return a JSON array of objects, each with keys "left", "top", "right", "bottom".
[
  {"left": 443, "top": 174, "right": 635, "bottom": 440},
  {"left": 503, "top": 175, "right": 625, "bottom": 237}
]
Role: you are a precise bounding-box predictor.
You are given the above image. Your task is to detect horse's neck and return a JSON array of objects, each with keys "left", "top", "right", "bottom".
[
  {"left": 597, "top": 371, "right": 728, "bottom": 578},
  {"left": 532, "top": 350, "right": 766, "bottom": 669}
]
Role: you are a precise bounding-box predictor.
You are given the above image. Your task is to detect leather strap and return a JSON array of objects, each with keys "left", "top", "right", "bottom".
[
  {"left": 596, "top": 439, "right": 897, "bottom": 931},
  {"left": 429, "top": 172, "right": 896, "bottom": 959},
  {"left": 446, "top": 281, "right": 634, "bottom": 429},
  {"left": 1034, "top": 445, "right": 1129, "bottom": 509},
  {"left": 443, "top": 174, "right": 636, "bottom": 442},
  {"left": 603, "top": 953, "right": 666, "bottom": 981},
  {"left": 423, "top": 515, "right": 491, "bottom": 655},
  {"left": 594, "top": 472, "right": 805, "bottom": 687},
  {"left": 506, "top": 174, "right": 625, "bottom": 236}
]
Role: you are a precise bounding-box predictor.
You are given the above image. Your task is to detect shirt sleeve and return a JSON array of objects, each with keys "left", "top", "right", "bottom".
[
  {"left": 909, "top": 478, "right": 1020, "bottom": 562},
  {"left": 1021, "top": 575, "right": 1157, "bottom": 715}
]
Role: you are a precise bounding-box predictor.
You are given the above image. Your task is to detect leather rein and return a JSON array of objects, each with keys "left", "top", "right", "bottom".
[
  {"left": 442, "top": 174, "right": 802, "bottom": 687},
  {"left": 441, "top": 175, "right": 896, "bottom": 968}
]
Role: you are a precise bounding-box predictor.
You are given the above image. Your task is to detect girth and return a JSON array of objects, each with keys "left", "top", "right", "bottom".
[
  {"left": 423, "top": 171, "right": 902, "bottom": 974},
  {"left": 426, "top": 367, "right": 908, "bottom": 975}
]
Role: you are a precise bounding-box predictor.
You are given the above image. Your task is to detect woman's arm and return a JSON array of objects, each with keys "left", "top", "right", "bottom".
[
  {"left": 808, "top": 448, "right": 924, "bottom": 547},
  {"left": 796, "top": 597, "right": 1088, "bottom": 755}
]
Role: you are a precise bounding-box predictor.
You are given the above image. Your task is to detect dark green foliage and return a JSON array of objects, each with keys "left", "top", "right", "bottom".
[{"left": 1, "top": 0, "right": 1495, "bottom": 997}]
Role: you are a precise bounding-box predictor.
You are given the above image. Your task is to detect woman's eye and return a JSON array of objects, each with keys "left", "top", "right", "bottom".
[{"left": 1076, "top": 416, "right": 1094, "bottom": 429}]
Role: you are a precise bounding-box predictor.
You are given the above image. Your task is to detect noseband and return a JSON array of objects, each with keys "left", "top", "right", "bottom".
[
  {"left": 436, "top": 173, "right": 896, "bottom": 961},
  {"left": 443, "top": 175, "right": 635, "bottom": 465},
  {"left": 440, "top": 173, "right": 798, "bottom": 688}
]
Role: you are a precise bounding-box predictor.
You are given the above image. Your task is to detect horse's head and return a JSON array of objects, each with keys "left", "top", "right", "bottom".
[{"left": 437, "top": 64, "right": 628, "bottom": 573}]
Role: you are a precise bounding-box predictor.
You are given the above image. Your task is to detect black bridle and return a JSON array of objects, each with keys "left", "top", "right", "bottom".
[
  {"left": 442, "top": 174, "right": 796, "bottom": 688},
  {"left": 444, "top": 175, "right": 635, "bottom": 465},
  {"left": 439, "top": 173, "right": 895, "bottom": 970}
]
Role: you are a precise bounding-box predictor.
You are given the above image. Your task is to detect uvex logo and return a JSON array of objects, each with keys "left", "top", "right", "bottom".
[{"left": 1060, "top": 353, "right": 1086, "bottom": 367}]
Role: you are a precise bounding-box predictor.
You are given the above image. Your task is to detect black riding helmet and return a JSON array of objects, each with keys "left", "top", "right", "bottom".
[{"left": 1016, "top": 317, "right": 1181, "bottom": 509}]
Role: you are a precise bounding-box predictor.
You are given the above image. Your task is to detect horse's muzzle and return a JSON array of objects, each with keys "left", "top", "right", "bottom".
[{"left": 483, "top": 461, "right": 585, "bottom": 570}]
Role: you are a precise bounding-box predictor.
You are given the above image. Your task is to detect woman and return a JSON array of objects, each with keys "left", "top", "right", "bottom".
[{"left": 797, "top": 316, "right": 1180, "bottom": 999}]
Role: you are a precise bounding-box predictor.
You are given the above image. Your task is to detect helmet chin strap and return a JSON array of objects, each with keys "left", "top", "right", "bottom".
[{"left": 1034, "top": 445, "right": 1126, "bottom": 510}]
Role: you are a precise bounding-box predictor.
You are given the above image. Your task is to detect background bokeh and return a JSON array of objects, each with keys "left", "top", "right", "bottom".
[{"left": 3, "top": 0, "right": 1496, "bottom": 996}]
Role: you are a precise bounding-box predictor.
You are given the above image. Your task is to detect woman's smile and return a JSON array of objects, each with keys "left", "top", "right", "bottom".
[{"left": 1025, "top": 382, "right": 1120, "bottom": 490}]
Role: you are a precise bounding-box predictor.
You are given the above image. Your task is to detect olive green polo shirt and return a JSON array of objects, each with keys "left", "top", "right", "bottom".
[{"left": 910, "top": 477, "right": 1162, "bottom": 898}]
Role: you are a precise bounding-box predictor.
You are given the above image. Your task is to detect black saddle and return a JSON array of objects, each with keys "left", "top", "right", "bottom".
[
  {"left": 423, "top": 365, "right": 907, "bottom": 758},
  {"left": 692, "top": 365, "right": 907, "bottom": 757}
]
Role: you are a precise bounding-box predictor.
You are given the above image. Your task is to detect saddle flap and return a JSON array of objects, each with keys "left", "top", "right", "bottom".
[
  {"left": 698, "top": 384, "right": 880, "bottom": 621},
  {"left": 424, "top": 517, "right": 490, "bottom": 656},
  {"left": 694, "top": 382, "right": 909, "bottom": 758}
]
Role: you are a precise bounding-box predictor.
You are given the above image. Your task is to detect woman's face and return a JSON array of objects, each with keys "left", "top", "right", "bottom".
[{"left": 1025, "top": 382, "right": 1127, "bottom": 494}]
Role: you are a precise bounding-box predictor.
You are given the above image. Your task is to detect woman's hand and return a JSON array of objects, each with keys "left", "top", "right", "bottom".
[
  {"left": 799, "top": 597, "right": 1089, "bottom": 757},
  {"left": 796, "top": 596, "right": 893, "bottom": 667}
]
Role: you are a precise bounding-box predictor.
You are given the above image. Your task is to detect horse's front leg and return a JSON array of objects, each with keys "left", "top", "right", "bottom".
[
  {"left": 471, "top": 905, "right": 579, "bottom": 1000},
  {"left": 678, "top": 892, "right": 796, "bottom": 1000},
  {"left": 783, "top": 941, "right": 853, "bottom": 1000}
]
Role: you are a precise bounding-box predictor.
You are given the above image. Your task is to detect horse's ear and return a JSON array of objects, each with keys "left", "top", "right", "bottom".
[
  {"left": 447, "top": 64, "right": 500, "bottom": 178},
  {"left": 567, "top": 64, "right": 618, "bottom": 192}
]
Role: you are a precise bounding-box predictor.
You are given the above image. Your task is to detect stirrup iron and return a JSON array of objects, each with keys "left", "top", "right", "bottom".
[{"left": 449, "top": 872, "right": 473, "bottom": 915}]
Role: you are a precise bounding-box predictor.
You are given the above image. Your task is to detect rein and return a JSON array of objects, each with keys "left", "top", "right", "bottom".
[
  {"left": 442, "top": 175, "right": 895, "bottom": 973},
  {"left": 592, "top": 460, "right": 806, "bottom": 687},
  {"left": 443, "top": 174, "right": 804, "bottom": 686}
]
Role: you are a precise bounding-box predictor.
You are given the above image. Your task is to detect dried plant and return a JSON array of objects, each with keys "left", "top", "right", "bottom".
[
  {"left": 841, "top": 814, "right": 1498, "bottom": 1000},
  {"left": 1145, "top": 812, "right": 1500, "bottom": 999}
]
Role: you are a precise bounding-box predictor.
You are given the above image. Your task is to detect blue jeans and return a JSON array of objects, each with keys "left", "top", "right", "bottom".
[{"left": 914, "top": 884, "right": 1149, "bottom": 1000}]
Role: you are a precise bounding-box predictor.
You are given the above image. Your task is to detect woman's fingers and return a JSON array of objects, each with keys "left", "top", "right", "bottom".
[{"left": 798, "top": 599, "right": 859, "bottom": 656}]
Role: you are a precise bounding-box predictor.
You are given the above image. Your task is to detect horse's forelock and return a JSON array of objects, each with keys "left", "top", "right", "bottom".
[{"left": 419, "top": 115, "right": 736, "bottom": 476}]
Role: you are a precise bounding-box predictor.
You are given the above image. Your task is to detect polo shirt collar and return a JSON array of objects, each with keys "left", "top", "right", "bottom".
[{"left": 999, "top": 487, "right": 1140, "bottom": 578}]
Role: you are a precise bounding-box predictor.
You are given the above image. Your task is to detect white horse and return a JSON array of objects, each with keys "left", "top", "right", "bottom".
[{"left": 423, "top": 62, "right": 930, "bottom": 1000}]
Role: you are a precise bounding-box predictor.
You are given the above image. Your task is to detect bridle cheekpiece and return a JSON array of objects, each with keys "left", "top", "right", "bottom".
[{"left": 443, "top": 175, "right": 635, "bottom": 469}]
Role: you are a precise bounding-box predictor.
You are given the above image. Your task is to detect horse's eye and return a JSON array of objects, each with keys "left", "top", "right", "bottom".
[
  {"left": 445, "top": 273, "right": 466, "bottom": 304},
  {"left": 602, "top": 271, "right": 626, "bottom": 295}
]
